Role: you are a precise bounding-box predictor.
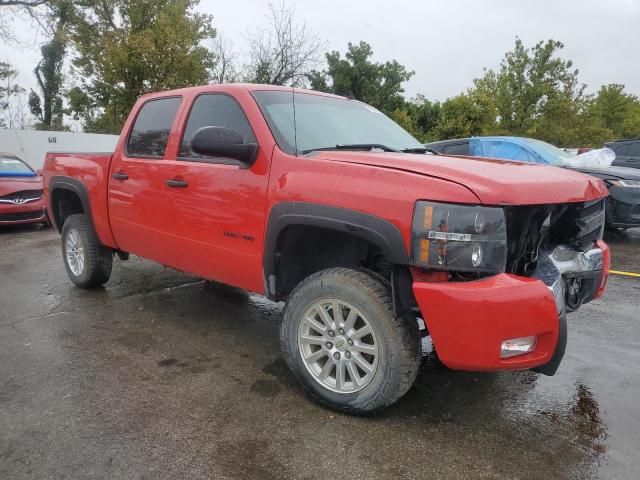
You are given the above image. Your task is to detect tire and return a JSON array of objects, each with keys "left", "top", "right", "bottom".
[
  {"left": 280, "top": 268, "right": 421, "bottom": 414},
  {"left": 61, "top": 214, "right": 112, "bottom": 288}
]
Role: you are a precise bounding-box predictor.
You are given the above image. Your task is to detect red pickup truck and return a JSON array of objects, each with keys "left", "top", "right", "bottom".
[{"left": 44, "top": 84, "right": 611, "bottom": 413}]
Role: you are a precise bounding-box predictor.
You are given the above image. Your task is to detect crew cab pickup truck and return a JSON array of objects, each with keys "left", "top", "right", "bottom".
[{"left": 44, "top": 84, "right": 611, "bottom": 414}]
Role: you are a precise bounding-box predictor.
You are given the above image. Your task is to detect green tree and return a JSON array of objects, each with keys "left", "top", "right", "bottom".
[
  {"left": 434, "top": 93, "right": 497, "bottom": 140},
  {"left": 588, "top": 84, "right": 640, "bottom": 140},
  {"left": 533, "top": 95, "right": 612, "bottom": 147},
  {"left": 395, "top": 94, "right": 441, "bottom": 141},
  {"left": 0, "top": 61, "right": 31, "bottom": 129},
  {"left": 69, "top": 0, "right": 215, "bottom": 133},
  {"left": 308, "top": 41, "right": 414, "bottom": 115},
  {"left": 29, "top": 1, "right": 71, "bottom": 130},
  {"left": 621, "top": 105, "right": 640, "bottom": 139},
  {"left": 472, "top": 38, "right": 585, "bottom": 142}
]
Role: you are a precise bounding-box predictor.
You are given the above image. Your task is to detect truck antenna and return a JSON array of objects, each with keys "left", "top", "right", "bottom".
[{"left": 292, "top": 86, "right": 299, "bottom": 155}]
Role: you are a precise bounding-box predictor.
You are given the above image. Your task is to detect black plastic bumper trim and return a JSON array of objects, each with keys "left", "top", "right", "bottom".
[{"left": 532, "top": 309, "right": 567, "bottom": 376}]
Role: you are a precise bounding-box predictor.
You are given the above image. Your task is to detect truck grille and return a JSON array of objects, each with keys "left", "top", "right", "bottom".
[
  {"left": 0, "top": 209, "right": 45, "bottom": 222},
  {"left": 505, "top": 200, "right": 605, "bottom": 276}
]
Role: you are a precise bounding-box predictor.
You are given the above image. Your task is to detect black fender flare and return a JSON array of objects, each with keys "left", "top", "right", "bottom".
[
  {"left": 263, "top": 202, "right": 409, "bottom": 298},
  {"left": 49, "top": 176, "right": 93, "bottom": 232}
]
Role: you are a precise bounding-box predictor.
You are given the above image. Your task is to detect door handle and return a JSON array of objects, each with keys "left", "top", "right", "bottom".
[
  {"left": 166, "top": 179, "right": 189, "bottom": 188},
  {"left": 112, "top": 172, "right": 129, "bottom": 180}
]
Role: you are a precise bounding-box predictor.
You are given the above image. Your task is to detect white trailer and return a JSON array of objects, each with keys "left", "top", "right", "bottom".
[{"left": 0, "top": 129, "right": 119, "bottom": 169}]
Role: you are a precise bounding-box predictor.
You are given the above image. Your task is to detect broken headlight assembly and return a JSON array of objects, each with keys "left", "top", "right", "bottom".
[{"left": 411, "top": 201, "right": 507, "bottom": 273}]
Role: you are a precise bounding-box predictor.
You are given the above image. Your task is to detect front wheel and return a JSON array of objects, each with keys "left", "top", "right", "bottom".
[
  {"left": 61, "top": 214, "right": 112, "bottom": 288},
  {"left": 280, "top": 268, "right": 421, "bottom": 414}
]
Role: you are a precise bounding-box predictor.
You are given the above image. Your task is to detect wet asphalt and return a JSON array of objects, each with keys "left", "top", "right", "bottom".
[{"left": 0, "top": 226, "right": 638, "bottom": 480}]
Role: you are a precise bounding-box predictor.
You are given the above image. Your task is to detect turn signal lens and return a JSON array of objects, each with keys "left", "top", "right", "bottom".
[{"left": 500, "top": 336, "right": 537, "bottom": 359}]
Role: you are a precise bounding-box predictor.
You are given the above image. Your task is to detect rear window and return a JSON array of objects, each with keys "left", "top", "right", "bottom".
[{"left": 127, "top": 97, "right": 182, "bottom": 158}]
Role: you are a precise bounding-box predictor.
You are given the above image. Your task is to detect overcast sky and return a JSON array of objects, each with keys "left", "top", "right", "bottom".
[{"left": 1, "top": 0, "right": 639, "bottom": 101}]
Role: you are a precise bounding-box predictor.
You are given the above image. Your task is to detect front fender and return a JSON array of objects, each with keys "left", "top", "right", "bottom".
[{"left": 263, "top": 202, "right": 409, "bottom": 298}]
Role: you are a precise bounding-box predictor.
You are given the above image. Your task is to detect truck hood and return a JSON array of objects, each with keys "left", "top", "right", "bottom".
[
  {"left": 0, "top": 176, "right": 43, "bottom": 196},
  {"left": 313, "top": 151, "right": 608, "bottom": 205}
]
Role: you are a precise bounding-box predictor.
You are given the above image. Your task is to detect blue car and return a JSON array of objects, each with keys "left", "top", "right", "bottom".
[{"left": 424, "top": 136, "right": 640, "bottom": 230}]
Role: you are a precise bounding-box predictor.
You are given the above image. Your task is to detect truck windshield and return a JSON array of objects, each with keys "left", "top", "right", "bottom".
[{"left": 252, "top": 91, "right": 425, "bottom": 155}]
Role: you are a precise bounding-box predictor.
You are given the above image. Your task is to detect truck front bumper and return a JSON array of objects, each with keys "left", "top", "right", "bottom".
[{"left": 412, "top": 240, "right": 610, "bottom": 375}]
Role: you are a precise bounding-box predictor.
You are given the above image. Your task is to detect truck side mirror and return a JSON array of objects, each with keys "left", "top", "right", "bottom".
[{"left": 190, "top": 126, "right": 258, "bottom": 165}]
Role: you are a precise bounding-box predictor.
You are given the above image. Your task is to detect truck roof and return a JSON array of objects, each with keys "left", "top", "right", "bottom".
[{"left": 138, "top": 83, "right": 348, "bottom": 102}]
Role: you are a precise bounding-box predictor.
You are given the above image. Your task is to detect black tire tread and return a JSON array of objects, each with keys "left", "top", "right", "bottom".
[{"left": 61, "top": 214, "right": 112, "bottom": 288}]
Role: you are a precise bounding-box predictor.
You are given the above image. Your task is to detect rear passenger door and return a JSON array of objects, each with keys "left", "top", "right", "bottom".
[
  {"left": 108, "top": 96, "right": 182, "bottom": 264},
  {"left": 161, "top": 93, "right": 271, "bottom": 292}
]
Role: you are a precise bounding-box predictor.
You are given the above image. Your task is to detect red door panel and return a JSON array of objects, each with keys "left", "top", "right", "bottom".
[
  {"left": 161, "top": 157, "right": 270, "bottom": 293},
  {"left": 108, "top": 96, "right": 183, "bottom": 263},
  {"left": 108, "top": 158, "right": 170, "bottom": 263}
]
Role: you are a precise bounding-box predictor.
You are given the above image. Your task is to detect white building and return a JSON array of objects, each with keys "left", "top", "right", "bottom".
[{"left": 0, "top": 129, "right": 119, "bottom": 169}]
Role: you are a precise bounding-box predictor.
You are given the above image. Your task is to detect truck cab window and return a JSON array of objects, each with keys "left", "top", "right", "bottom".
[
  {"left": 126, "top": 97, "right": 182, "bottom": 158},
  {"left": 180, "top": 94, "right": 256, "bottom": 159}
]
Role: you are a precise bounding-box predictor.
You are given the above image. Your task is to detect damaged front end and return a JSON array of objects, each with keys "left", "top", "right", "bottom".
[
  {"left": 410, "top": 198, "right": 610, "bottom": 376},
  {"left": 506, "top": 198, "right": 609, "bottom": 312},
  {"left": 507, "top": 199, "right": 610, "bottom": 375}
]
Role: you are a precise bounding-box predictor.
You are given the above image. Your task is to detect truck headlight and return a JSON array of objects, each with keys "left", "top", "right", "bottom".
[{"left": 411, "top": 201, "right": 507, "bottom": 273}]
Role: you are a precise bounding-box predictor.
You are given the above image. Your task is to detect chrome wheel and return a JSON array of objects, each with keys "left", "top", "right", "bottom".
[
  {"left": 65, "top": 228, "right": 85, "bottom": 276},
  {"left": 298, "top": 299, "right": 379, "bottom": 393}
]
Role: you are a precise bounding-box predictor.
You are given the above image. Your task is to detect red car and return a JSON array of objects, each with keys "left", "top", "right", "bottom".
[
  {"left": 0, "top": 153, "right": 49, "bottom": 226},
  {"left": 43, "top": 84, "right": 610, "bottom": 413}
]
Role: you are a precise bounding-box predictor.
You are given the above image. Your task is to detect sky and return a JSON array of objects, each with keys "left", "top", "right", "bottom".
[{"left": 1, "top": 0, "right": 639, "bottom": 102}]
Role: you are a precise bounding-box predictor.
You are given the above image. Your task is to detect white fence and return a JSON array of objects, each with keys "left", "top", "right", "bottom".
[{"left": 0, "top": 129, "right": 119, "bottom": 170}]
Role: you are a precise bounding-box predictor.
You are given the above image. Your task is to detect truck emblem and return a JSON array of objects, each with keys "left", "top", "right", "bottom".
[{"left": 12, "top": 198, "right": 26, "bottom": 204}]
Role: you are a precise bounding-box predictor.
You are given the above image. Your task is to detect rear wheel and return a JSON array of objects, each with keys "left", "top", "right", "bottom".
[
  {"left": 280, "top": 268, "right": 421, "bottom": 414},
  {"left": 61, "top": 214, "right": 112, "bottom": 288}
]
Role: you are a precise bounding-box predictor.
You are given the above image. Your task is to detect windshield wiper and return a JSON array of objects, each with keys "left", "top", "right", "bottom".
[{"left": 302, "top": 144, "right": 400, "bottom": 154}]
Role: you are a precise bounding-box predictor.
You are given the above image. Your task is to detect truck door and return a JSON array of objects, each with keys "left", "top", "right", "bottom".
[
  {"left": 108, "top": 96, "right": 182, "bottom": 263},
  {"left": 161, "top": 92, "right": 271, "bottom": 293}
]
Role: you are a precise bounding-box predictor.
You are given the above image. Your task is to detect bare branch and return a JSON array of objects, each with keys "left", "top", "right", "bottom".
[
  {"left": 244, "top": 1, "right": 325, "bottom": 86},
  {"left": 0, "top": 0, "right": 52, "bottom": 43},
  {"left": 0, "top": 1, "right": 46, "bottom": 6},
  {"left": 210, "top": 34, "right": 239, "bottom": 84}
]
